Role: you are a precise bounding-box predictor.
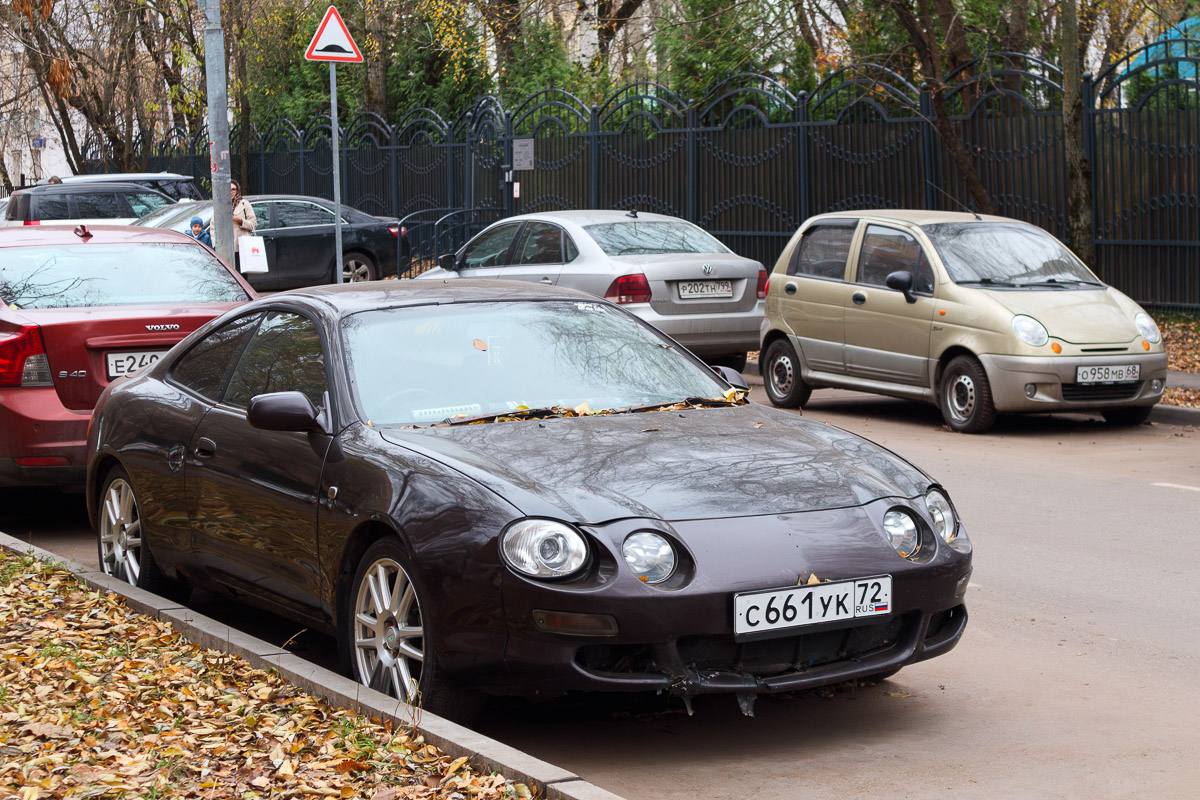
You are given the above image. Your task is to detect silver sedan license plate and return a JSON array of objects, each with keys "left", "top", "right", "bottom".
[
  {"left": 106, "top": 350, "right": 167, "bottom": 380},
  {"left": 678, "top": 280, "right": 733, "bottom": 299},
  {"left": 1075, "top": 364, "right": 1140, "bottom": 384},
  {"left": 734, "top": 576, "right": 892, "bottom": 636}
]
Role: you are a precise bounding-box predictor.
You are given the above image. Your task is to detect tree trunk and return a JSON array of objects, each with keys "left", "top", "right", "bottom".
[
  {"left": 365, "top": 0, "right": 389, "bottom": 117},
  {"left": 1061, "top": 0, "right": 1096, "bottom": 265}
]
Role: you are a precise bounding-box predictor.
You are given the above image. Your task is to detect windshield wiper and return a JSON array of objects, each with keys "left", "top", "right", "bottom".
[
  {"left": 1015, "top": 278, "right": 1105, "bottom": 288},
  {"left": 443, "top": 406, "right": 566, "bottom": 425},
  {"left": 956, "top": 278, "right": 1018, "bottom": 287}
]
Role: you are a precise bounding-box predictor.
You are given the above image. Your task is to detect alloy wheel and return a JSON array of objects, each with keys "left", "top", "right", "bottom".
[
  {"left": 99, "top": 478, "right": 141, "bottom": 585},
  {"left": 343, "top": 259, "right": 373, "bottom": 283},
  {"left": 353, "top": 557, "right": 425, "bottom": 702}
]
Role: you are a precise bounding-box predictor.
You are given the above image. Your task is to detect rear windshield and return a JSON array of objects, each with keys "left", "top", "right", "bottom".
[
  {"left": 583, "top": 221, "right": 730, "bottom": 256},
  {"left": 0, "top": 243, "right": 249, "bottom": 309}
]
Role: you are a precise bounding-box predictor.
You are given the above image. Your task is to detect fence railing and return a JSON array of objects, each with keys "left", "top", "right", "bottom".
[{"left": 84, "top": 46, "right": 1200, "bottom": 310}]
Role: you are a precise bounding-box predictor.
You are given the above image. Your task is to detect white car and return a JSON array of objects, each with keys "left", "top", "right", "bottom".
[{"left": 419, "top": 210, "right": 766, "bottom": 369}]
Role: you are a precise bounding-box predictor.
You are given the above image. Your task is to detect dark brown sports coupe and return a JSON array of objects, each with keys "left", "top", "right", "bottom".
[{"left": 87, "top": 280, "right": 972, "bottom": 720}]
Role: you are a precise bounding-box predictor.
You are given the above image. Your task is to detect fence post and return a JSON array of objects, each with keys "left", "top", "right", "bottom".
[
  {"left": 590, "top": 105, "right": 600, "bottom": 209},
  {"left": 258, "top": 133, "right": 266, "bottom": 195},
  {"left": 503, "top": 111, "right": 514, "bottom": 217},
  {"left": 796, "top": 91, "right": 810, "bottom": 224},
  {"left": 1081, "top": 72, "right": 1099, "bottom": 259},
  {"left": 686, "top": 105, "right": 697, "bottom": 223},
  {"left": 465, "top": 112, "right": 474, "bottom": 210},
  {"left": 919, "top": 85, "right": 938, "bottom": 209},
  {"left": 298, "top": 123, "right": 306, "bottom": 197}
]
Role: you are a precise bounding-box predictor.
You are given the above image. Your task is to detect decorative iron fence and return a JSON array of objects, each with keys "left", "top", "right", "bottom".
[{"left": 85, "top": 47, "right": 1200, "bottom": 309}]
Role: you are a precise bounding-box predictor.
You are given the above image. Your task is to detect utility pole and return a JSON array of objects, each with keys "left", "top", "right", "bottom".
[{"left": 203, "top": 0, "right": 234, "bottom": 265}]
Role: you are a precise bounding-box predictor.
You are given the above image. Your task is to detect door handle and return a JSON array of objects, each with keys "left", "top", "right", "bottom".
[
  {"left": 852, "top": 292, "right": 867, "bottom": 305},
  {"left": 194, "top": 437, "right": 216, "bottom": 459},
  {"left": 784, "top": 283, "right": 797, "bottom": 295},
  {"left": 539, "top": 277, "right": 553, "bottom": 284}
]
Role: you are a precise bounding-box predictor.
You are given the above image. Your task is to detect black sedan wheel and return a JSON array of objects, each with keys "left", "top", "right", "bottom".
[
  {"left": 939, "top": 355, "right": 997, "bottom": 433},
  {"left": 96, "top": 466, "right": 188, "bottom": 601},
  {"left": 763, "top": 339, "right": 812, "bottom": 408},
  {"left": 342, "top": 253, "right": 378, "bottom": 283},
  {"left": 344, "top": 538, "right": 482, "bottom": 721}
]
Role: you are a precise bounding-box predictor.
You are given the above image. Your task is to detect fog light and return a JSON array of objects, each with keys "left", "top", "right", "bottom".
[
  {"left": 1024, "top": 383, "right": 1037, "bottom": 398},
  {"left": 1152, "top": 378, "right": 1164, "bottom": 393},
  {"left": 532, "top": 610, "right": 618, "bottom": 636}
]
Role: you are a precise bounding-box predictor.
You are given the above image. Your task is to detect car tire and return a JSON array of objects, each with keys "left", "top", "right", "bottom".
[
  {"left": 342, "top": 253, "right": 378, "bottom": 283},
  {"left": 939, "top": 355, "right": 997, "bottom": 433},
  {"left": 707, "top": 352, "right": 748, "bottom": 373},
  {"left": 96, "top": 465, "right": 189, "bottom": 602},
  {"left": 763, "top": 339, "right": 812, "bottom": 408},
  {"left": 343, "top": 538, "right": 484, "bottom": 723},
  {"left": 1101, "top": 405, "right": 1154, "bottom": 426}
]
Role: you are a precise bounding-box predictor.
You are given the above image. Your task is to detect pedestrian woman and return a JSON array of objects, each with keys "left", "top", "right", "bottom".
[{"left": 230, "top": 180, "right": 257, "bottom": 270}]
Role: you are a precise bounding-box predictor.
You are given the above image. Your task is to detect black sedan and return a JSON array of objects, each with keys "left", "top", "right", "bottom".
[
  {"left": 86, "top": 281, "right": 971, "bottom": 721},
  {"left": 133, "top": 195, "right": 401, "bottom": 290}
]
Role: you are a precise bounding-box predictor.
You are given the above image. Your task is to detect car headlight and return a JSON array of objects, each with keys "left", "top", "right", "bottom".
[
  {"left": 926, "top": 489, "right": 971, "bottom": 554},
  {"left": 1012, "top": 315, "right": 1049, "bottom": 347},
  {"left": 622, "top": 532, "right": 676, "bottom": 584},
  {"left": 882, "top": 509, "right": 920, "bottom": 559},
  {"left": 1135, "top": 312, "right": 1161, "bottom": 344},
  {"left": 501, "top": 519, "right": 589, "bottom": 579}
]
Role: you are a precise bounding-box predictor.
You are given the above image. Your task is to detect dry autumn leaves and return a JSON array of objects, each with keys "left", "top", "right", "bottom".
[
  {"left": 0, "top": 553, "right": 536, "bottom": 800},
  {"left": 1162, "top": 317, "right": 1200, "bottom": 409}
]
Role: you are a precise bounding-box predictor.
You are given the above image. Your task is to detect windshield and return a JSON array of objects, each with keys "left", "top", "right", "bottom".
[
  {"left": 0, "top": 243, "right": 249, "bottom": 309},
  {"left": 342, "top": 300, "right": 733, "bottom": 426},
  {"left": 923, "top": 222, "right": 1103, "bottom": 286},
  {"left": 583, "top": 221, "right": 730, "bottom": 256}
]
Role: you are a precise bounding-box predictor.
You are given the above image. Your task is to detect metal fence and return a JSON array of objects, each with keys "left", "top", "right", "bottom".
[{"left": 85, "top": 46, "right": 1200, "bottom": 309}]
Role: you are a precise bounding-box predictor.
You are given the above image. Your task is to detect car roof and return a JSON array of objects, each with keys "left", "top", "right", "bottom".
[
  {"left": 271, "top": 279, "right": 595, "bottom": 316},
  {"left": 60, "top": 172, "right": 194, "bottom": 183},
  {"left": 808, "top": 209, "right": 1018, "bottom": 226},
  {"left": 501, "top": 210, "right": 686, "bottom": 225},
  {"left": 14, "top": 182, "right": 176, "bottom": 196},
  {"left": 0, "top": 224, "right": 201, "bottom": 247}
]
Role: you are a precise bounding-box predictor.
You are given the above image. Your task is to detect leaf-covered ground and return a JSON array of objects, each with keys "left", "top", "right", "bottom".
[
  {"left": 0, "top": 553, "right": 534, "bottom": 800},
  {"left": 1162, "top": 318, "right": 1200, "bottom": 408}
]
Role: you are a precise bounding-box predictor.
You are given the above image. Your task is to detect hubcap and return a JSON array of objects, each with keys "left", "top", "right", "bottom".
[
  {"left": 946, "top": 373, "right": 976, "bottom": 422},
  {"left": 353, "top": 557, "right": 424, "bottom": 702},
  {"left": 770, "top": 354, "right": 795, "bottom": 396},
  {"left": 98, "top": 478, "right": 141, "bottom": 586},
  {"left": 343, "top": 260, "right": 372, "bottom": 283}
]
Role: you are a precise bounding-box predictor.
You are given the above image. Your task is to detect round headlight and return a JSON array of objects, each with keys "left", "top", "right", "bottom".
[
  {"left": 622, "top": 532, "right": 676, "bottom": 584},
  {"left": 926, "top": 489, "right": 957, "bottom": 543},
  {"left": 1012, "top": 315, "right": 1049, "bottom": 347},
  {"left": 882, "top": 510, "right": 920, "bottom": 559},
  {"left": 1135, "top": 312, "right": 1161, "bottom": 344},
  {"left": 501, "top": 519, "right": 589, "bottom": 579}
]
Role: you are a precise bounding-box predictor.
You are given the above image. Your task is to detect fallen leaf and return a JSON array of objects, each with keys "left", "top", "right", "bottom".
[
  {"left": 473, "top": 338, "right": 488, "bottom": 351},
  {"left": 885, "top": 690, "right": 912, "bottom": 698},
  {"left": 806, "top": 573, "right": 821, "bottom": 585}
]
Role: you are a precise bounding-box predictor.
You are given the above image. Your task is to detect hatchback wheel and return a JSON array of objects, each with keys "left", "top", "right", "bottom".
[
  {"left": 939, "top": 355, "right": 996, "bottom": 433},
  {"left": 763, "top": 339, "right": 812, "bottom": 408},
  {"left": 96, "top": 466, "right": 188, "bottom": 600},
  {"left": 343, "top": 538, "right": 482, "bottom": 722},
  {"left": 342, "top": 254, "right": 378, "bottom": 283}
]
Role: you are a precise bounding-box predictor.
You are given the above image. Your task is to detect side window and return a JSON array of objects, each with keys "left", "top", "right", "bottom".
[
  {"left": 564, "top": 233, "right": 579, "bottom": 262},
  {"left": 790, "top": 226, "right": 855, "bottom": 279},
  {"left": 515, "top": 222, "right": 563, "bottom": 265},
  {"left": 169, "top": 313, "right": 264, "bottom": 401},
  {"left": 223, "top": 311, "right": 328, "bottom": 410},
  {"left": 36, "top": 196, "right": 70, "bottom": 220},
  {"left": 276, "top": 202, "right": 335, "bottom": 228},
  {"left": 856, "top": 225, "right": 925, "bottom": 288},
  {"left": 251, "top": 202, "right": 274, "bottom": 230},
  {"left": 461, "top": 223, "right": 521, "bottom": 269},
  {"left": 126, "top": 192, "right": 171, "bottom": 217},
  {"left": 72, "top": 193, "right": 124, "bottom": 218}
]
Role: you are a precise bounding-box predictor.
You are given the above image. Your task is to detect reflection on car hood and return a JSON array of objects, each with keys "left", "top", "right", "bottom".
[
  {"left": 378, "top": 404, "right": 929, "bottom": 523},
  {"left": 982, "top": 287, "right": 1139, "bottom": 344}
]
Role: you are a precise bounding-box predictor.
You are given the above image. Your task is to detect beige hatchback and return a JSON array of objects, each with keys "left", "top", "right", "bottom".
[{"left": 760, "top": 210, "right": 1168, "bottom": 432}]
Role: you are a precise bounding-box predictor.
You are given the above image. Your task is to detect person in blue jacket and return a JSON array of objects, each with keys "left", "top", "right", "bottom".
[{"left": 189, "top": 215, "right": 213, "bottom": 248}]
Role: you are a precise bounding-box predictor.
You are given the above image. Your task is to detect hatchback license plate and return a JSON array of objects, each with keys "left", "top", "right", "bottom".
[
  {"left": 734, "top": 576, "right": 892, "bottom": 636},
  {"left": 1075, "top": 364, "right": 1140, "bottom": 384},
  {"left": 106, "top": 350, "right": 166, "bottom": 380},
  {"left": 678, "top": 280, "right": 733, "bottom": 299}
]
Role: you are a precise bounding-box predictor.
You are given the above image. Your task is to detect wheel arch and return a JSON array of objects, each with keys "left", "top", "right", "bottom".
[
  {"left": 86, "top": 453, "right": 124, "bottom": 529},
  {"left": 934, "top": 345, "right": 983, "bottom": 389},
  {"left": 334, "top": 517, "right": 409, "bottom": 632}
]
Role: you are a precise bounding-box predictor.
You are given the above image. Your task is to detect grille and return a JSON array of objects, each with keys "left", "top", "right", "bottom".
[{"left": 1061, "top": 382, "right": 1142, "bottom": 402}]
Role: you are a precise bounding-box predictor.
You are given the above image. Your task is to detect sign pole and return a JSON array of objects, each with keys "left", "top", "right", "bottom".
[{"left": 330, "top": 62, "right": 344, "bottom": 283}]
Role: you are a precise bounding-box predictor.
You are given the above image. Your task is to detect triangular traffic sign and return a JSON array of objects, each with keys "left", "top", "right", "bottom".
[{"left": 305, "top": 6, "right": 363, "bottom": 63}]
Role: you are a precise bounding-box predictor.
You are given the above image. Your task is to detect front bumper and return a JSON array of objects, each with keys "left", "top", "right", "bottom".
[
  {"left": 0, "top": 387, "right": 90, "bottom": 487},
  {"left": 627, "top": 301, "right": 765, "bottom": 357},
  {"left": 979, "top": 351, "right": 1168, "bottom": 412}
]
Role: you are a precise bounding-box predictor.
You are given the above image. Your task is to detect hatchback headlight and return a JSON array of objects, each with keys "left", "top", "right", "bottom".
[
  {"left": 926, "top": 489, "right": 971, "bottom": 554},
  {"left": 501, "top": 519, "right": 589, "bottom": 579},
  {"left": 622, "top": 532, "right": 676, "bottom": 584},
  {"left": 1135, "top": 312, "right": 1161, "bottom": 344},
  {"left": 882, "top": 510, "right": 920, "bottom": 559},
  {"left": 1012, "top": 315, "right": 1049, "bottom": 347}
]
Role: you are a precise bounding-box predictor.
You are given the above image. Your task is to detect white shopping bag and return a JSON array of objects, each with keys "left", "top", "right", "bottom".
[{"left": 239, "top": 235, "right": 269, "bottom": 274}]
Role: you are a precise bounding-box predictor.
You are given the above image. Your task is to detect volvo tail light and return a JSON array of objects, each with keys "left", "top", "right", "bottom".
[
  {"left": 0, "top": 325, "right": 52, "bottom": 387},
  {"left": 756, "top": 269, "right": 769, "bottom": 299},
  {"left": 604, "top": 274, "right": 652, "bottom": 304}
]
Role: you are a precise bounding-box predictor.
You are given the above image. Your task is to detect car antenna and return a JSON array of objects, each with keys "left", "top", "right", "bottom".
[
  {"left": 925, "top": 181, "right": 982, "bottom": 221},
  {"left": 626, "top": 208, "right": 638, "bottom": 218}
]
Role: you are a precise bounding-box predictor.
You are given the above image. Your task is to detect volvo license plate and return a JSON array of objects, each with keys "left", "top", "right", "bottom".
[
  {"left": 106, "top": 350, "right": 167, "bottom": 380},
  {"left": 1075, "top": 364, "right": 1140, "bottom": 384},
  {"left": 678, "top": 280, "right": 733, "bottom": 299},
  {"left": 734, "top": 576, "right": 892, "bottom": 636}
]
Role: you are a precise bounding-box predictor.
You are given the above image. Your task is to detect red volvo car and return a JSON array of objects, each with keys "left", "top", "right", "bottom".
[{"left": 1, "top": 224, "right": 255, "bottom": 487}]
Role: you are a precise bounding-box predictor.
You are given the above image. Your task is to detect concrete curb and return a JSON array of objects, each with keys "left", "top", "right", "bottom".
[
  {"left": 0, "top": 532, "right": 626, "bottom": 800},
  {"left": 745, "top": 361, "right": 1200, "bottom": 427}
]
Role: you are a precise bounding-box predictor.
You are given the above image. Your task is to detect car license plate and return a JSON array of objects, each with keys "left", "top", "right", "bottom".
[
  {"left": 1075, "top": 364, "right": 1140, "bottom": 384},
  {"left": 678, "top": 280, "right": 733, "bottom": 299},
  {"left": 733, "top": 576, "right": 892, "bottom": 636},
  {"left": 106, "top": 350, "right": 166, "bottom": 380}
]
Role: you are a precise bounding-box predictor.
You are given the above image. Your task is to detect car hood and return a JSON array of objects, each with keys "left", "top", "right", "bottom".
[
  {"left": 982, "top": 287, "right": 1140, "bottom": 344},
  {"left": 377, "top": 404, "right": 930, "bottom": 523}
]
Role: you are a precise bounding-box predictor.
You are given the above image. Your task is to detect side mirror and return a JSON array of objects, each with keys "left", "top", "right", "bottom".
[
  {"left": 885, "top": 270, "right": 918, "bottom": 304},
  {"left": 438, "top": 252, "right": 459, "bottom": 272},
  {"left": 247, "top": 391, "right": 320, "bottom": 432},
  {"left": 712, "top": 365, "right": 749, "bottom": 390}
]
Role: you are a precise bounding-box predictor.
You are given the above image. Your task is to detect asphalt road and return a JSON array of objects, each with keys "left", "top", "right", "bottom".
[{"left": 6, "top": 388, "right": 1198, "bottom": 799}]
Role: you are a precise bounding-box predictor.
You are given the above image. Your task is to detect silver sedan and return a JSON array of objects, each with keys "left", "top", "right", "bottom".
[{"left": 417, "top": 210, "right": 766, "bottom": 369}]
